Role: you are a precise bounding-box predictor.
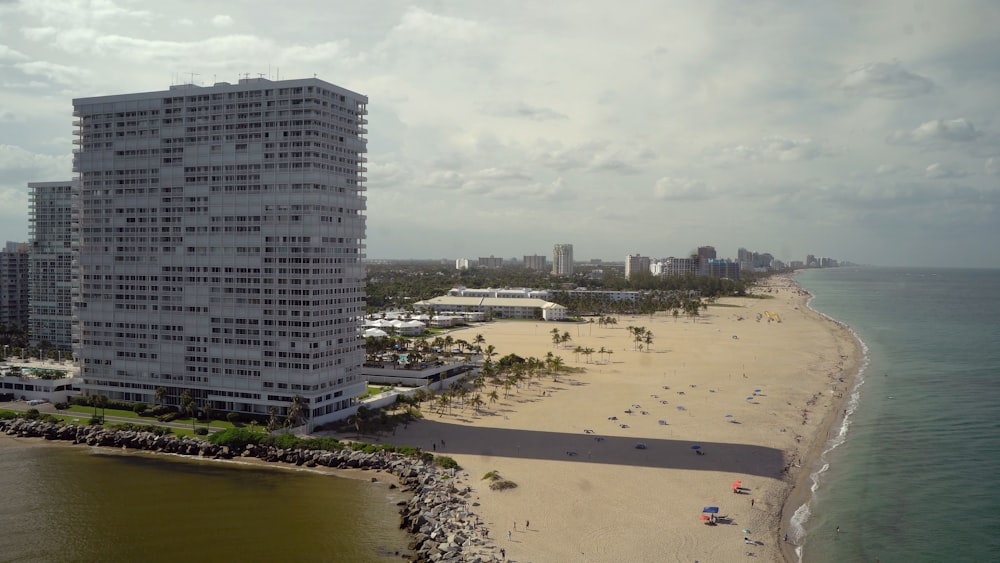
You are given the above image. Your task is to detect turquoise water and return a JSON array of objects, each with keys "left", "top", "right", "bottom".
[{"left": 792, "top": 267, "right": 1000, "bottom": 563}]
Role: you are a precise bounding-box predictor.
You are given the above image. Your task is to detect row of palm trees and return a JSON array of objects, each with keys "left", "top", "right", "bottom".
[
  {"left": 365, "top": 333, "right": 488, "bottom": 365},
  {"left": 401, "top": 348, "right": 568, "bottom": 419}
]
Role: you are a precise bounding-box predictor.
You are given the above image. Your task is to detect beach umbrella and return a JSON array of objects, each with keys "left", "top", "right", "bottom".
[
  {"left": 702, "top": 506, "right": 720, "bottom": 514},
  {"left": 746, "top": 396, "right": 754, "bottom": 401},
  {"left": 732, "top": 480, "right": 742, "bottom": 490},
  {"left": 754, "top": 389, "right": 762, "bottom": 393},
  {"left": 743, "top": 529, "right": 752, "bottom": 534},
  {"left": 700, "top": 515, "right": 710, "bottom": 521},
  {"left": 690, "top": 445, "right": 701, "bottom": 450},
  {"left": 725, "top": 414, "right": 734, "bottom": 418}
]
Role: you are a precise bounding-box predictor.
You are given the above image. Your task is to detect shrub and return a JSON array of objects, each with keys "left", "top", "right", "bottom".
[
  {"left": 194, "top": 427, "right": 209, "bottom": 436},
  {"left": 150, "top": 405, "right": 173, "bottom": 417},
  {"left": 133, "top": 403, "right": 148, "bottom": 414},
  {"left": 434, "top": 456, "right": 460, "bottom": 470},
  {"left": 88, "top": 416, "right": 103, "bottom": 426},
  {"left": 207, "top": 427, "right": 263, "bottom": 450},
  {"left": 53, "top": 402, "right": 70, "bottom": 410},
  {"left": 226, "top": 412, "right": 240, "bottom": 425},
  {"left": 23, "top": 408, "right": 41, "bottom": 420},
  {"left": 157, "top": 412, "right": 179, "bottom": 423},
  {"left": 490, "top": 480, "right": 518, "bottom": 491}
]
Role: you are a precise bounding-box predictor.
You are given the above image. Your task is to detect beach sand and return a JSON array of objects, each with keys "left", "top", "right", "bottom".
[{"left": 361, "top": 276, "right": 860, "bottom": 562}]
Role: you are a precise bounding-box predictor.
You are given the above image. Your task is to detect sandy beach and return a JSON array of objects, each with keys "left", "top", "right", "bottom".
[{"left": 365, "top": 276, "right": 860, "bottom": 562}]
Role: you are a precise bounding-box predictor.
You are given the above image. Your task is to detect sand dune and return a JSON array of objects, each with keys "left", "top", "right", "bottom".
[{"left": 370, "top": 277, "right": 859, "bottom": 562}]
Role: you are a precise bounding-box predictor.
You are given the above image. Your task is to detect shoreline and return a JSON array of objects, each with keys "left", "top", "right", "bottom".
[
  {"left": 369, "top": 276, "right": 860, "bottom": 562},
  {"left": 1, "top": 274, "right": 859, "bottom": 561},
  {"left": 778, "top": 277, "right": 867, "bottom": 563}
]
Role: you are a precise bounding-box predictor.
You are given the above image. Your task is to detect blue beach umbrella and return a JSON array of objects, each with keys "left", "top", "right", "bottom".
[
  {"left": 702, "top": 506, "right": 720, "bottom": 514},
  {"left": 690, "top": 445, "right": 701, "bottom": 450},
  {"left": 754, "top": 389, "right": 762, "bottom": 393},
  {"left": 746, "top": 396, "right": 754, "bottom": 401}
]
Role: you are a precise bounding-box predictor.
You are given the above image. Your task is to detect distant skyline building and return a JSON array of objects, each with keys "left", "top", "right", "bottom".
[
  {"left": 625, "top": 254, "right": 650, "bottom": 279},
  {"left": 0, "top": 241, "right": 30, "bottom": 329},
  {"left": 28, "top": 181, "right": 76, "bottom": 350},
  {"left": 455, "top": 258, "right": 470, "bottom": 270},
  {"left": 72, "top": 77, "right": 368, "bottom": 425},
  {"left": 477, "top": 255, "right": 503, "bottom": 269},
  {"left": 552, "top": 243, "right": 574, "bottom": 276},
  {"left": 523, "top": 254, "right": 547, "bottom": 271}
]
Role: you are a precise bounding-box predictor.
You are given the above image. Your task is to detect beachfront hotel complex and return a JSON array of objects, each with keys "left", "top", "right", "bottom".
[{"left": 72, "top": 77, "right": 368, "bottom": 425}]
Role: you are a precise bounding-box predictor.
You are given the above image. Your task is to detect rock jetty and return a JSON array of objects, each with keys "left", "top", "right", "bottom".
[{"left": 1, "top": 419, "right": 503, "bottom": 562}]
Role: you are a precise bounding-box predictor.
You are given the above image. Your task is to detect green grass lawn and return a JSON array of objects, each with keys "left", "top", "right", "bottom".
[{"left": 63, "top": 405, "right": 241, "bottom": 431}]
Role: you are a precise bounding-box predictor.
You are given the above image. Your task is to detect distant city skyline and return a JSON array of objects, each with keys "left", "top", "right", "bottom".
[{"left": 1, "top": 2, "right": 998, "bottom": 268}]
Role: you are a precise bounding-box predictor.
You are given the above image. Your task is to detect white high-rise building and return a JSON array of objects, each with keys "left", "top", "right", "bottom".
[
  {"left": 72, "top": 77, "right": 368, "bottom": 425},
  {"left": 28, "top": 181, "right": 76, "bottom": 350},
  {"left": 552, "top": 244, "right": 574, "bottom": 276}
]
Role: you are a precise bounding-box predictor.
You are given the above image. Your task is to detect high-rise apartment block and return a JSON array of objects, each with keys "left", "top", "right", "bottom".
[
  {"left": 72, "top": 77, "right": 368, "bottom": 425},
  {"left": 625, "top": 254, "right": 650, "bottom": 279},
  {"left": 552, "top": 244, "right": 574, "bottom": 276},
  {"left": 0, "top": 241, "right": 30, "bottom": 329},
  {"left": 523, "top": 254, "right": 546, "bottom": 271},
  {"left": 28, "top": 181, "right": 76, "bottom": 350}
]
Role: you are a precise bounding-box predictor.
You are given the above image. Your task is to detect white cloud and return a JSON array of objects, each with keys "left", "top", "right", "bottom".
[
  {"left": 530, "top": 141, "right": 653, "bottom": 175},
  {"left": 14, "top": 60, "right": 89, "bottom": 84},
  {"left": 875, "top": 163, "right": 905, "bottom": 175},
  {"left": 479, "top": 101, "right": 567, "bottom": 121},
  {"left": 925, "top": 162, "right": 968, "bottom": 179},
  {"left": 887, "top": 118, "right": 981, "bottom": 146},
  {"left": 704, "top": 136, "right": 839, "bottom": 165},
  {"left": 211, "top": 14, "right": 234, "bottom": 28},
  {"left": 984, "top": 157, "right": 999, "bottom": 176},
  {"left": 653, "top": 177, "right": 709, "bottom": 201},
  {"left": 0, "top": 43, "right": 28, "bottom": 61},
  {"left": 840, "top": 61, "right": 934, "bottom": 99}
]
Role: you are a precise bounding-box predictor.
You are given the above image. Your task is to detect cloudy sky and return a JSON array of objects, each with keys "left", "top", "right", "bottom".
[{"left": 1, "top": 1, "right": 998, "bottom": 267}]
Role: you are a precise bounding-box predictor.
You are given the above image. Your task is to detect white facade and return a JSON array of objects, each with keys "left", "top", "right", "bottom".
[
  {"left": 72, "top": 77, "right": 368, "bottom": 425},
  {"left": 28, "top": 181, "right": 76, "bottom": 350},
  {"left": 552, "top": 243, "right": 574, "bottom": 276}
]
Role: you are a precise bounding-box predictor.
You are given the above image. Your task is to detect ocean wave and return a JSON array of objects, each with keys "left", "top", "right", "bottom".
[{"left": 786, "top": 291, "right": 871, "bottom": 561}]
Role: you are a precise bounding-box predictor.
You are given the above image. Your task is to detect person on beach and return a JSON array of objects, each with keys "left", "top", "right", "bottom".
[
  {"left": 526, "top": 520, "right": 529, "bottom": 529},
  {"left": 507, "top": 530, "right": 512, "bottom": 541}
]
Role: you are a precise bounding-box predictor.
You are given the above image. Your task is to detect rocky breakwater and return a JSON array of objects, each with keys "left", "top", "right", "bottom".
[{"left": 1, "top": 419, "right": 502, "bottom": 562}]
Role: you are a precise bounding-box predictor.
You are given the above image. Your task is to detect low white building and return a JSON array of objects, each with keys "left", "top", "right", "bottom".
[
  {"left": 414, "top": 296, "right": 567, "bottom": 321},
  {"left": 1, "top": 361, "right": 80, "bottom": 403}
]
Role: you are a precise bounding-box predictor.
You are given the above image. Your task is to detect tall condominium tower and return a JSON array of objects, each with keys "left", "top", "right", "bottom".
[
  {"left": 624, "top": 254, "right": 650, "bottom": 279},
  {"left": 28, "top": 181, "right": 76, "bottom": 350},
  {"left": 72, "top": 77, "right": 368, "bottom": 425},
  {"left": 0, "top": 241, "right": 30, "bottom": 329},
  {"left": 552, "top": 243, "right": 574, "bottom": 276}
]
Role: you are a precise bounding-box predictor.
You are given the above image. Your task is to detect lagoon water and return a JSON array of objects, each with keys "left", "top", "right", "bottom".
[
  {"left": 793, "top": 267, "right": 1000, "bottom": 563},
  {"left": 0, "top": 441, "right": 412, "bottom": 562}
]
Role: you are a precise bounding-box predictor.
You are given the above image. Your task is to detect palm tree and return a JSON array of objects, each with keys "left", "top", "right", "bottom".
[
  {"left": 643, "top": 331, "right": 654, "bottom": 352},
  {"left": 203, "top": 401, "right": 214, "bottom": 430},
  {"left": 91, "top": 394, "right": 108, "bottom": 421},
  {"left": 154, "top": 386, "right": 167, "bottom": 407},
  {"left": 349, "top": 405, "right": 370, "bottom": 437},
  {"left": 285, "top": 395, "right": 308, "bottom": 429},
  {"left": 468, "top": 393, "right": 483, "bottom": 413},
  {"left": 487, "top": 389, "right": 499, "bottom": 407},
  {"left": 266, "top": 406, "right": 282, "bottom": 432},
  {"left": 605, "top": 349, "right": 614, "bottom": 364}
]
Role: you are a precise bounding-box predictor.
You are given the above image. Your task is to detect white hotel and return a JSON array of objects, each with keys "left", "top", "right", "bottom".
[{"left": 72, "top": 77, "right": 368, "bottom": 425}]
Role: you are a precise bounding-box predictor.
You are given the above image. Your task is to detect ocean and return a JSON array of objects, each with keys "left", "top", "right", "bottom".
[
  {"left": 0, "top": 441, "right": 413, "bottom": 562},
  {"left": 791, "top": 267, "right": 1000, "bottom": 563}
]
